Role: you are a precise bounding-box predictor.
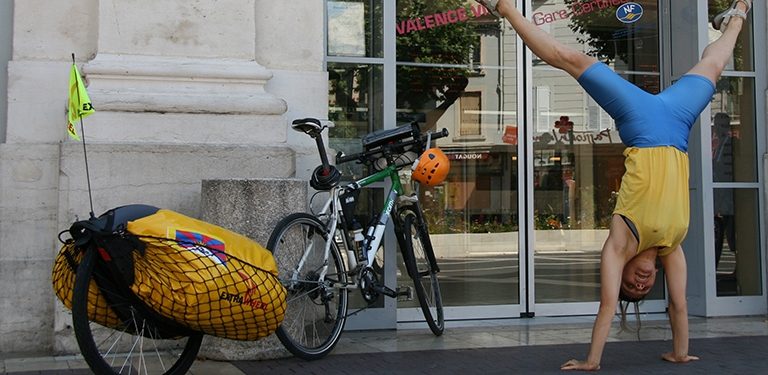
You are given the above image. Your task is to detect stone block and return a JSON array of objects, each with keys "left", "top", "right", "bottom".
[
  {"left": 0, "top": 144, "right": 60, "bottom": 353},
  {"left": 198, "top": 178, "right": 307, "bottom": 360},
  {"left": 0, "top": 259, "right": 55, "bottom": 353},
  {"left": 200, "top": 178, "right": 307, "bottom": 245}
]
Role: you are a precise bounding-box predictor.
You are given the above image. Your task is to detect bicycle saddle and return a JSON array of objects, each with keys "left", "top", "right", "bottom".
[{"left": 292, "top": 118, "right": 323, "bottom": 136}]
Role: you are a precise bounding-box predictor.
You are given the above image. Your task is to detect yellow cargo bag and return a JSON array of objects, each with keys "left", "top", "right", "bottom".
[
  {"left": 53, "top": 207, "right": 286, "bottom": 341},
  {"left": 53, "top": 244, "right": 126, "bottom": 330}
]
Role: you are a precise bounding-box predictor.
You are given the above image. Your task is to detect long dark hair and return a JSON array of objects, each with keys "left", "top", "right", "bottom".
[{"left": 618, "top": 290, "right": 643, "bottom": 340}]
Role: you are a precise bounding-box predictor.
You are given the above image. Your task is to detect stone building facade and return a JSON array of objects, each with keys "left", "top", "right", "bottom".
[{"left": 0, "top": 0, "right": 326, "bottom": 353}]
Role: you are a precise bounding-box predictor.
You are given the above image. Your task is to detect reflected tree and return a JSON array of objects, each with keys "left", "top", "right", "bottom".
[
  {"left": 563, "top": 0, "right": 659, "bottom": 68},
  {"left": 396, "top": 0, "right": 485, "bottom": 130},
  {"left": 563, "top": 0, "right": 629, "bottom": 62},
  {"left": 328, "top": 1, "right": 494, "bottom": 135}
]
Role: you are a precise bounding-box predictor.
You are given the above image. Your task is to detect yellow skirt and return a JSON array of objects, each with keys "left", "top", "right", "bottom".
[{"left": 613, "top": 146, "right": 689, "bottom": 256}]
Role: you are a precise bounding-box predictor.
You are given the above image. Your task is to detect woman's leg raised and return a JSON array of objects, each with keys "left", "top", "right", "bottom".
[
  {"left": 687, "top": 0, "right": 749, "bottom": 84},
  {"left": 490, "top": 0, "right": 596, "bottom": 79}
]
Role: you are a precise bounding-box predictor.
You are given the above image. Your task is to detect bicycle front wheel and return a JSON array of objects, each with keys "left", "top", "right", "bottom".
[
  {"left": 402, "top": 210, "right": 444, "bottom": 336},
  {"left": 267, "top": 213, "right": 349, "bottom": 360},
  {"left": 71, "top": 249, "right": 203, "bottom": 375}
]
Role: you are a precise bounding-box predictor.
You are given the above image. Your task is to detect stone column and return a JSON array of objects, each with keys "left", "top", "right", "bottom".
[{"left": 81, "top": 0, "right": 287, "bottom": 144}]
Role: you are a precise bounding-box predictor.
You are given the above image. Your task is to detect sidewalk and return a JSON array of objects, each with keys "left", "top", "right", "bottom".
[{"left": 2, "top": 315, "right": 767, "bottom": 374}]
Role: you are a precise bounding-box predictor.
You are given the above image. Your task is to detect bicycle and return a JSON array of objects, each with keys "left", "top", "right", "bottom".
[{"left": 267, "top": 118, "right": 448, "bottom": 360}]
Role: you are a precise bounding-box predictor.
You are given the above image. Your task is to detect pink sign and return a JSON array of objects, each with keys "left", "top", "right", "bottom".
[{"left": 397, "top": 4, "right": 491, "bottom": 35}]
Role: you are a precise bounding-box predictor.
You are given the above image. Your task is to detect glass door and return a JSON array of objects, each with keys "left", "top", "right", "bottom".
[
  {"left": 706, "top": 0, "right": 764, "bottom": 311},
  {"left": 394, "top": 0, "right": 522, "bottom": 321},
  {"left": 529, "top": 0, "right": 667, "bottom": 314},
  {"left": 326, "top": 0, "right": 524, "bottom": 326}
]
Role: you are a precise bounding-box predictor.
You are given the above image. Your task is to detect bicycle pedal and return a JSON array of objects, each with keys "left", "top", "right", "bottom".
[
  {"left": 372, "top": 283, "right": 399, "bottom": 298},
  {"left": 396, "top": 286, "right": 413, "bottom": 301}
]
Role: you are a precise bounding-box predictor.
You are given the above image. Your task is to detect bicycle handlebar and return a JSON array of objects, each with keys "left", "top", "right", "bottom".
[{"left": 335, "top": 127, "right": 449, "bottom": 165}]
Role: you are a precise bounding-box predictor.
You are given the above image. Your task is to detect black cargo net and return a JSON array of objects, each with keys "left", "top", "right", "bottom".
[{"left": 53, "top": 234, "right": 286, "bottom": 341}]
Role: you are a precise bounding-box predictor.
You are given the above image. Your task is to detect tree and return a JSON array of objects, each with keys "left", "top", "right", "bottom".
[
  {"left": 564, "top": 0, "right": 659, "bottom": 68},
  {"left": 328, "top": 1, "right": 491, "bottom": 136},
  {"left": 395, "top": 0, "right": 488, "bottom": 130}
]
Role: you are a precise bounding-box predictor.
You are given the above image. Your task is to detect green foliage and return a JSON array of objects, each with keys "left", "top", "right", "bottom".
[
  {"left": 396, "top": 0, "right": 483, "bottom": 109},
  {"left": 329, "top": 0, "right": 484, "bottom": 135},
  {"left": 563, "top": 0, "right": 629, "bottom": 62},
  {"left": 534, "top": 211, "right": 564, "bottom": 230},
  {"left": 424, "top": 197, "right": 520, "bottom": 234}
]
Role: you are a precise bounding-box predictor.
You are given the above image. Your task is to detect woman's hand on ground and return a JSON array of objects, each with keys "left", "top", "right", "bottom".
[
  {"left": 561, "top": 359, "right": 600, "bottom": 371},
  {"left": 661, "top": 352, "right": 700, "bottom": 363}
]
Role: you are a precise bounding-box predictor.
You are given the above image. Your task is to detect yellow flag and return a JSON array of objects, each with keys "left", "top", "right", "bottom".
[
  {"left": 66, "top": 121, "right": 80, "bottom": 141},
  {"left": 67, "top": 63, "right": 95, "bottom": 140}
]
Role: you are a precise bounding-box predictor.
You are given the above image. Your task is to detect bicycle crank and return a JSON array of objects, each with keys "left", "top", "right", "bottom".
[
  {"left": 359, "top": 267, "right": 380, "bottom": 303},
  {"left": 360, "top": 266, "right": 402, "bottom": 303}
]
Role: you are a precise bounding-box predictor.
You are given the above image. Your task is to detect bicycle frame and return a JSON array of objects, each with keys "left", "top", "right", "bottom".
[{"left": 301, "top": 162, "right": 406, "bottom": 292}]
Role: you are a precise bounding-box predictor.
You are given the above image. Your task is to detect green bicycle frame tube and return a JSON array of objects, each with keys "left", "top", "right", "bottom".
[
  {"left": 350, "top": 164, "right": 404, "bottom": 195},
  {"left": 346, "top": 164, "right": 405, "bottom": 265}
]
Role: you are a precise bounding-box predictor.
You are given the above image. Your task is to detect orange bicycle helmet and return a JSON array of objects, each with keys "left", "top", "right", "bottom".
[{"left": 412, "top": 148, "right": 450, "bottom": 186}]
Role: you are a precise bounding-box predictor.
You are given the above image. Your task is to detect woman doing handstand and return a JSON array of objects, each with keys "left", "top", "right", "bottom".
[{"left": 475, "top": 0, "right": 751, "bottom": 371}]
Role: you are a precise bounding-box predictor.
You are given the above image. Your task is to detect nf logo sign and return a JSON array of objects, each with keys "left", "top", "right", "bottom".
[{"left": 616, "top": 2, "right": 643, "bottom": 23}]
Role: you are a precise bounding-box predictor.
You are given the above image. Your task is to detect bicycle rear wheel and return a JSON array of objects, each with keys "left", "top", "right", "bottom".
[
  {"left": 401, "top": 210, "right": 444, "bottom": 336},
  {"left": 267, "top": 213, "right": 349, "bottom": 360},
  {"left": 71, "top": 249, "right": 203, "bottom": 375}
]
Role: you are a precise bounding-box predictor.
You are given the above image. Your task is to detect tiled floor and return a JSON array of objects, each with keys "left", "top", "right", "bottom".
[{"left": 2, "top": 315, "right": 766, "bottom": 374}]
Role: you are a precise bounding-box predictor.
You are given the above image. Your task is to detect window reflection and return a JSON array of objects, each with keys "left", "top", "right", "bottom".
[
  {"left": 327, "top": 0, "right": 383, "bottom": 58},
  {"left": 714, "top": 189, "right": 762, "bottom": 297},
  {"left": 396, "top": 66, "right": 475, "bottom": 129},
  {"left": 710, "top": 77, "right": 757, "bottom": 183},
  {"left": 396, "top": 1, "right": 489, "bottom": 65},
  {"left": 395, "top": 0, "right": 520, "bottom": 307},
  {"left": 328, "top": 64, "right": 384, "bottom": 135},
  {"left": 328, "top": 63, "right": 384, "bottom": 180},
  {"left": 533, "top": 0, "right": 660, "bottom": 73},
  {"left": 395, "top": 63, "right": 520, "bottom": 306}
]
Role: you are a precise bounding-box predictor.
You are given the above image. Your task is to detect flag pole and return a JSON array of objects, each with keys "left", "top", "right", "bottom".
[{"left": 72, "top": 53, "right": 96, "bottom": 219}]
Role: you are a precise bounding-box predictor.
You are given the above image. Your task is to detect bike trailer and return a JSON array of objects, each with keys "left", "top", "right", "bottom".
[{"left": 53, "top": 204, "right": 286, "bottom": 341}]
